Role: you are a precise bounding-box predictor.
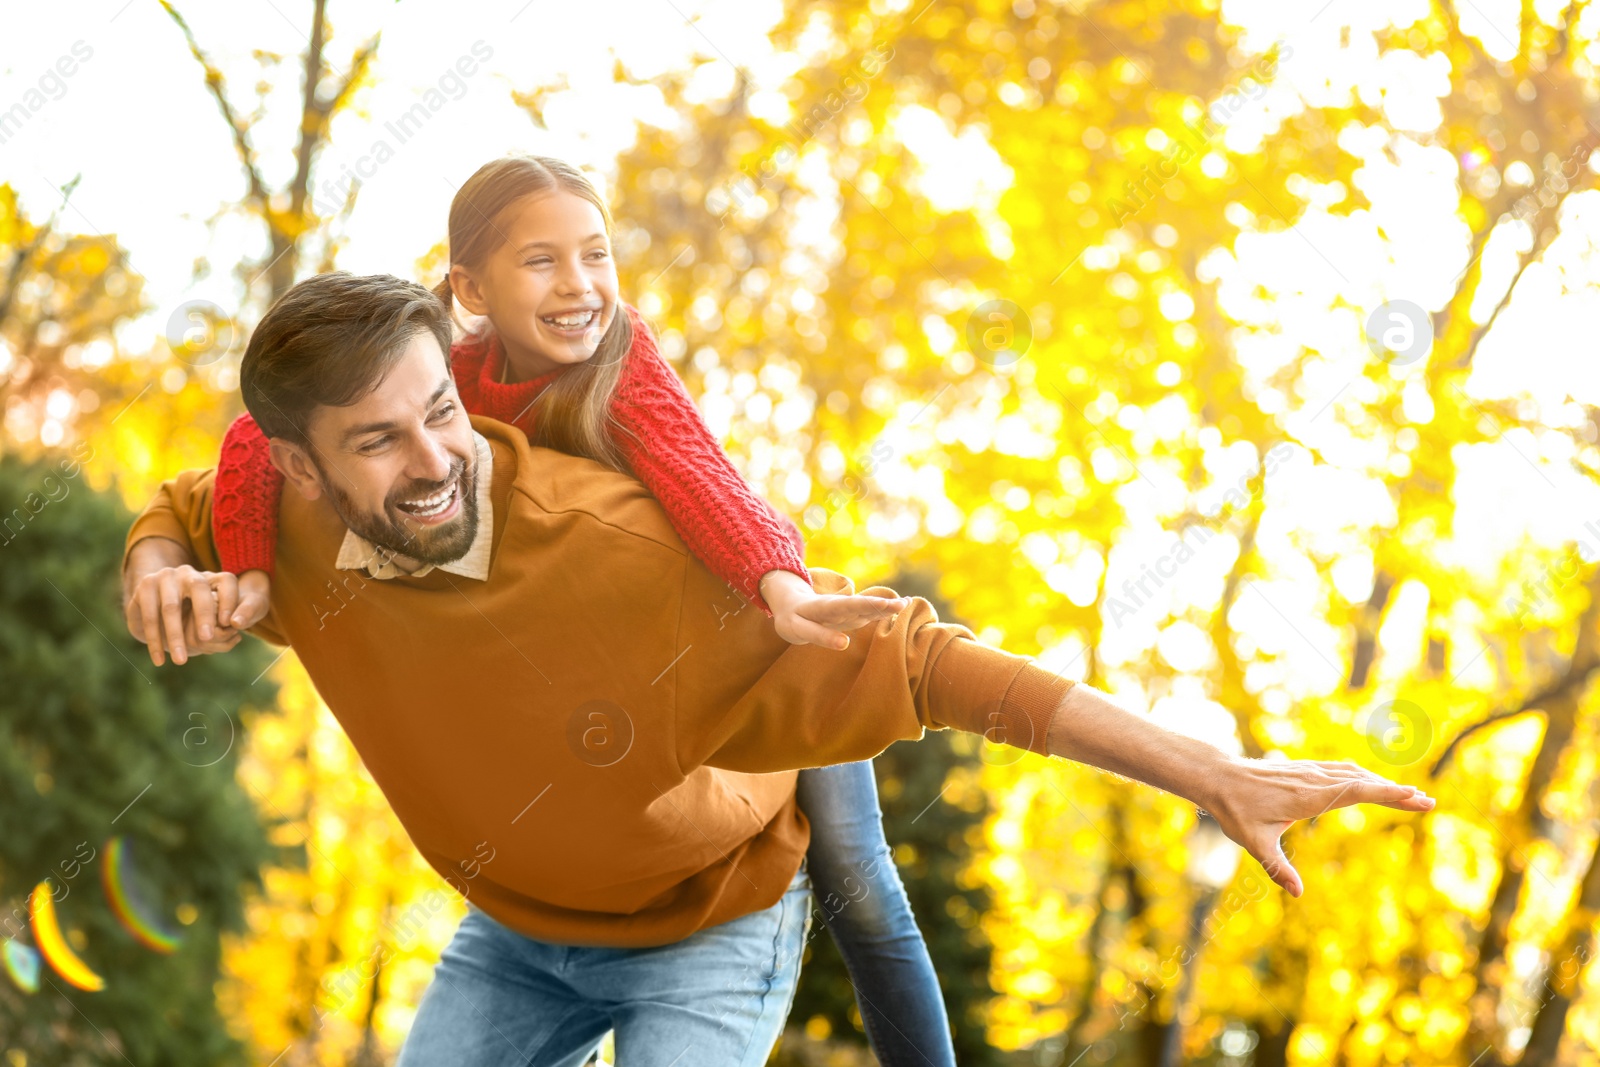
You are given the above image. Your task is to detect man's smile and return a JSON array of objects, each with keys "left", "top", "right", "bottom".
[{"left": 395, "top": 480, "right": 461, "bottom": 524}]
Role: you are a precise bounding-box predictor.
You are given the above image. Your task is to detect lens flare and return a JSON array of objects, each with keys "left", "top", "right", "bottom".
[
  {"left": 3, "top": 939, "right": 40, "bottom": 993},
  {"left": 101, "top": 836, "right": 182, "bottom": 954},
  {"left": 28, "top": 882, "right": 104, "bottom": 991}
]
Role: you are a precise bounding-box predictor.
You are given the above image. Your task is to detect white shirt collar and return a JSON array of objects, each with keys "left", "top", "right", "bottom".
[{"left": 335, "top": 432, "right": 494, "bottom": 581}]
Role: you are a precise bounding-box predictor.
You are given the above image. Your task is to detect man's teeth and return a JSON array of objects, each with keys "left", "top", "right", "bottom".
[
  {"left": 543, "top": 310, "right": 597, "bottom": 329},
  {"left": 399, "top": 486, "right": 454, "bottom": 517}
]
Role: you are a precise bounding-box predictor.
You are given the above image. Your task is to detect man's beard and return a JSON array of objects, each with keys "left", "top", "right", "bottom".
[{"left": 316, "top": 453, "right": 480, "bottom": 567}]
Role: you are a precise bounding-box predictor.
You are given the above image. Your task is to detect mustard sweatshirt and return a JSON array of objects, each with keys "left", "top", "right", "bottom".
[{"left": 125, "top": 417, "right": 1070, "bottom": 947}]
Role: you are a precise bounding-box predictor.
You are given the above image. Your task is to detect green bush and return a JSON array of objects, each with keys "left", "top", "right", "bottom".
[{"left": 0, "top": 450, "right": 277, "bottom": 1066}]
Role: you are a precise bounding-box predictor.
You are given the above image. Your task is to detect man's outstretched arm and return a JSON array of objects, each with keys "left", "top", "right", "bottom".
[{"left": 1044, "top": 682, "right": 1434, "bottom": 897}]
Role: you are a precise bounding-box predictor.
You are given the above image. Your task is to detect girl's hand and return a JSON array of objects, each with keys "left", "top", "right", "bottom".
[
  {"left": 229, "top": 569, "right": 273, "bottom": 630},
  {"left": 759, "top": 570, "right": 909, "bottom": 650}
]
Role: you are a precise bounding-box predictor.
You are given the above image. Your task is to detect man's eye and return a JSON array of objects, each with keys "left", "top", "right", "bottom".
[
  {"left": 430, "top": 403, "right": 456, "bottom": 423},
  {"left": 359, "top": 437, "right": 392, "bottom": 455}
]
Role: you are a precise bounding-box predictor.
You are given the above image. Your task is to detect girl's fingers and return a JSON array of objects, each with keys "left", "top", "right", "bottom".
[
  {"left": 185, "top": 574, "right": 218, "bottom": 641},
  {"left": 813, "top": 604, "right": 895, "bottom": 624},
  {"left": 790, "top": 619, "right": 850, "bottom": 649},
  {"left": 804, "top": 595, "right": 907, "bottom": 624}
]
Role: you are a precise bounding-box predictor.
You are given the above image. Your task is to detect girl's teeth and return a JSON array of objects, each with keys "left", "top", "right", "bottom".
[{"left": 545, "top": 311, "right": 595, "bottom": 328}]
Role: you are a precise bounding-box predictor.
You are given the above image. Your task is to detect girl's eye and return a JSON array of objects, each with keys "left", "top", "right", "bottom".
[
  {"left": 587, "top": 250, "right": 610, "bottom": 261},
  {"left": 525, "top": 257, "right": 553, "bottom": 268}
]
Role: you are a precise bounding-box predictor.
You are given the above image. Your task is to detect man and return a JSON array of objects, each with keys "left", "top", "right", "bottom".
[{"left": 123, "top": 273, "right": 1432, "bottom": 1066}]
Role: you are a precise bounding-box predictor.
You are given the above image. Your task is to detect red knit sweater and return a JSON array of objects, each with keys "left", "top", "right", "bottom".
[{"left": 213, "top": 307, "right": 809, "bottom": 611}]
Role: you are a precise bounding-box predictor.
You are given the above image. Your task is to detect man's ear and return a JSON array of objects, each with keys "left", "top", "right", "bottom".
[
  {"left": 268, "top": 439, "right": 325, "bottom": 501},
  {"left": 449, "top": 264, "right": 491, "bottom": 317}
]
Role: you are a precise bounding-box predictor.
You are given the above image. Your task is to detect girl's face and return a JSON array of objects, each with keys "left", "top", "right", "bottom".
[{"left": 450, "top": 190, "right": 619, "bottom": 380}]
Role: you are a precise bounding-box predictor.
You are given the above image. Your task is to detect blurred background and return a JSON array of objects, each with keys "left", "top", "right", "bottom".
[{"left": 2, "top": 0, "right": 1598, "bottom": 1063}]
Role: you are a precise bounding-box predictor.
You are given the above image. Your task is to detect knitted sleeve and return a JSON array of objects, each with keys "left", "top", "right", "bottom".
[
  {"left": 212, "top": 412, "right": 285, "bottom": 576},
  {"left": 610, "top": 312, "right": 811, "bottom": 614}
]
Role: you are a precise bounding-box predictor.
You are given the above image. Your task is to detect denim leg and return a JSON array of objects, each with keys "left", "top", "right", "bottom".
[
  {"left": 395, "top": 906, "right": 609, "bottom": 1067},
  {"left": 797, "top": 762, "right": 956, "bottom": 1067},
  {"left": 583, "top": 865, "right": 813, "bottom": 1067}
]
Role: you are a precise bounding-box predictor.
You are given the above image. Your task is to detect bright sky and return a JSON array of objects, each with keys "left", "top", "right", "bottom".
[{"left": 0, "top": 0, "right": 786, "bottom": 349}]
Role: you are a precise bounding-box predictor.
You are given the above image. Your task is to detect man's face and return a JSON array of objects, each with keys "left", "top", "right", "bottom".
[{"left": 301, "top": 332, "right": 479, "bottom": 565}]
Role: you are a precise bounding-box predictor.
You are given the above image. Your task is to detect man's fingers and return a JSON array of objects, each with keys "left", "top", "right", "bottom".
[
  {"left": 185, "top": 573, "right": 219, "bottom": 642},
  {"left": 1258, "top": 836, "right": 1303, "bottom": 898},
  {"left": 1320, "top": 779, "right": 1428, "bottom": 813},
  {"left": 157, "top": 571, "right": 188, "bottom": 665},
  {"left": 1378, "top": 791, "right": 1437, "bottom": 812},
  {"left": 185, "top": 623, "right": 242, "bottom": 656},
  {"left": 135, "top": 581, "right": 165, "bottom": 667},
  {"left": 214, "top": 576, "right": 240, "bottom": 633}
]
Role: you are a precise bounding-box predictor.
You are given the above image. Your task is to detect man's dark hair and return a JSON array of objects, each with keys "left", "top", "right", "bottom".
[{"left": 240, "top": 272, "right": 453, "bottom": 442}]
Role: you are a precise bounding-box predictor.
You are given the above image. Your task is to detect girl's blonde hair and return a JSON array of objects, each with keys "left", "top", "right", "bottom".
[{"left": 434, "top": 155, "right": 634, "bottom": 473}]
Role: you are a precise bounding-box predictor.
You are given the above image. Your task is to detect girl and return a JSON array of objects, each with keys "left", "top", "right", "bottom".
[{"left": 207, "top": 155, "right": 957, "bottom": 1066}]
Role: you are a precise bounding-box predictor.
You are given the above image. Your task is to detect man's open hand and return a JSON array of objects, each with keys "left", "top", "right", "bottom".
[
  {"left": 1205, "top": 757, "right": 1433, "bottom": 897},
  {"left": 123, "top": 538, "right": 270, "bottom": 665},
  {"left": 1043, "top": 682, "right": 1435, "bottom": 898}
]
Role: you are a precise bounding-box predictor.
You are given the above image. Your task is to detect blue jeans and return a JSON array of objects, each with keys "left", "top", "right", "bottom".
[
  {"left": 395, "top": 865, "right": 811, "bottom": 1067},
  {"left": 799, "top": 761, "right": 957, "bottom": 1067}
]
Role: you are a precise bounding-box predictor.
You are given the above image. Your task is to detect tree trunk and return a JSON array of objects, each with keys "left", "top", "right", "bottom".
[
  {"left": 1055, "top": 854, "right": 1119, "bottom": 1065},
  {"left": 1347, "top": 570, "right": 1395, "bottom": 690},
  {"left": 1518, "top": 827, "right": 1600, "bottom": 1067},
  {"left": 1466, "top": 685, "right": 1583, "bottom": 1060},
  {"left": 1254, "top": 1021, "right": 1293, "bottom": 1067}
]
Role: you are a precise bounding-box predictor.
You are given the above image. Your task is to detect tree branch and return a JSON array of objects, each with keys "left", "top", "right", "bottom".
[
  {"left": 1209, "top": 486, "right": 1268, "bottom": 759},
  {"left": 160, "top": 2, "right": 271, "bottom": 210},
  {"left": 1457, "top": 197, "right": 1574, "bottom": 370},
  {"left": 1432, "top": 571, "right": 1600, "bottom": 776},
  {"left": 288, "top": 0, "right": 330, "bottom": 221}
]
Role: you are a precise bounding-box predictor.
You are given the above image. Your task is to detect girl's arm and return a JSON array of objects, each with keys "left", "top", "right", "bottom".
[
  {"left": 611, "top": 314, "right": 899, "bottom": 640},
  {"left": 213, "top": 412, "right": 285, "bottom": 576}
]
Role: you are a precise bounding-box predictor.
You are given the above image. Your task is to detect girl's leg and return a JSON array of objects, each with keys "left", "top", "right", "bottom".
[{"left": 797, "top": 761, "right": 957, "bottom": 1067}]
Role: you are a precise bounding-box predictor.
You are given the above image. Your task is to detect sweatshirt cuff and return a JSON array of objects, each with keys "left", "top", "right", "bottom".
[
  {"left": 123, "top": 511, "right": 191, "bottom": 573},
  {"left": 924, "top": 639, "right": 1074, "bottom": 757}
]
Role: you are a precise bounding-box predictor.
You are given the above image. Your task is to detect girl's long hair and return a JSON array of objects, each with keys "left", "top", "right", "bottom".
[{"left": 433, "top": 155, "right": 635, "bottom": 474}]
